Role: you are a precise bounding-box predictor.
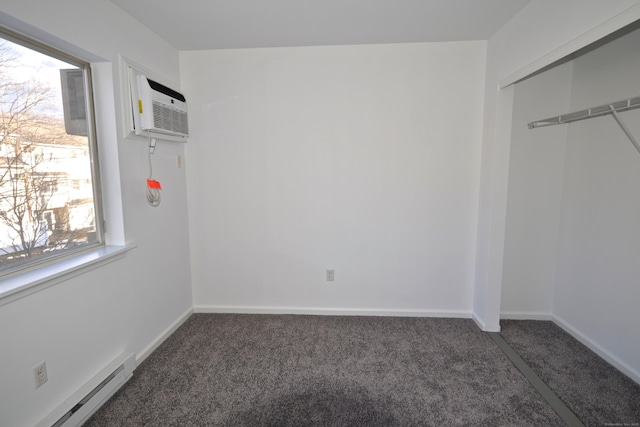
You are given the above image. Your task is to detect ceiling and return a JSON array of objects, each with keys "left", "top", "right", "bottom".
[{"left": 109, "top": 0, "right": 532, "bottom": 50}]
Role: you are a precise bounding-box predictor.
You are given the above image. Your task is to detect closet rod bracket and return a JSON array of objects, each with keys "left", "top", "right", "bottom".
[{"left": 609, "top": 106, "right": 640, "bottom": 155}]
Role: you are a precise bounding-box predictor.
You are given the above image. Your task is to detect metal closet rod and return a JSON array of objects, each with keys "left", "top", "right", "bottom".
[{"left": 528, "top": 95, "right": 640, "bottom": 155}]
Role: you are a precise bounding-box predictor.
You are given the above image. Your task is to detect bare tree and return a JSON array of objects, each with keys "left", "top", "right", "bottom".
[
  {"left": 1, "top": 148, "right": 53, "bottom": 257},
  {"left": 0, "top": 41, "right": 76, "bottom": 263}
]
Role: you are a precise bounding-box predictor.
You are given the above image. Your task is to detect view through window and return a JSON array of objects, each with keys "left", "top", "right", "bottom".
[{"left": 0, "top": 33, "right": 101, "bottom": 274}]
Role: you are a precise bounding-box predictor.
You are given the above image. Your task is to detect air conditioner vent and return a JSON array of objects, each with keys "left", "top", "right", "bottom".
[{"left": 152, "top": 101, "right": 189, "bottom": 136}]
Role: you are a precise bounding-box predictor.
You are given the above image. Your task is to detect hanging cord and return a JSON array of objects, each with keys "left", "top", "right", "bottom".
[{"left": 146, "top": 134, "right": 161, "bottom": 207}]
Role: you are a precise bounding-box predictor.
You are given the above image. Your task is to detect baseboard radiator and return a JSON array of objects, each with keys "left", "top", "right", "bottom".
[{"left": 36, "top": 353, "right": 136, "bottom": 427}]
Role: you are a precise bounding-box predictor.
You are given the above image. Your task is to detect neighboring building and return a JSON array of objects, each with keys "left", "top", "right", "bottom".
[{"left": 0, "top": 123, "right": 96, "bottom": 265}]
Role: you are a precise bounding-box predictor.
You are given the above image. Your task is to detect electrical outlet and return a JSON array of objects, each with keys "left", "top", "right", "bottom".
[
  {"left": 326, "top": 269, "right": 335, "bottom": 281},
  {"left": 34, "top": 362, "right": 48, "bottom": 388}
]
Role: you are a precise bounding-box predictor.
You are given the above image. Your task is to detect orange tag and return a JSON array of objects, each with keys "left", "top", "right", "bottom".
[{"left": 147, "top": 179, "right": 162, "bottom": 189}]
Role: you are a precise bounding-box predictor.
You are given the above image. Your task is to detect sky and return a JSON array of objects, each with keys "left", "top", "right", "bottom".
[{"left": 2, "top": 37, "right": 79, "bottom": 116}]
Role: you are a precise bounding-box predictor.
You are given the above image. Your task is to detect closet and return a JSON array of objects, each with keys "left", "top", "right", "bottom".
[{"left": 501, "top": 22, "right": 640, "bottom": 381}]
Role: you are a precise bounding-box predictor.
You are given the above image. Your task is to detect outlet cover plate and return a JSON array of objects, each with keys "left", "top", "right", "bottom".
[{"left": 34, "top": 361, "right": 48, "bottom": 388}]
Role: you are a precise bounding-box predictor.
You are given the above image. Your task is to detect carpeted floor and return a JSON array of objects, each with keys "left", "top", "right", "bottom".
[
  {"left": 500, "top": 320, "right": 640, "bottom": 427},
  {"left": 87, "top": 314, "right": 564, "bottom": 426}
]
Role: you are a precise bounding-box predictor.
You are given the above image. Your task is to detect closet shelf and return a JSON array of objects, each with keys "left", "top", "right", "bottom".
[{"left": 528, "top": 95, "right": 640, "bottom": 155}]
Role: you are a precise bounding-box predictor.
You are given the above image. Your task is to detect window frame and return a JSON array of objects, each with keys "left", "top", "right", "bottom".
[{"left": 0, "top": 26, "right": 106, "bottom": 278}]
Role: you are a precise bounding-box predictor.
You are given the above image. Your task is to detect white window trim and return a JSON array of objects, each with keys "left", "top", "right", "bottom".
[{"left": 0, "top": 244, "right": 136, "bottom": 307}]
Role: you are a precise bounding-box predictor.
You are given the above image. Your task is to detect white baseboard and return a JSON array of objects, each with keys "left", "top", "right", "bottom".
[
  {"left": 551, "top": 315, "right": 640, "bottom": 385},
  {"left": 471, "top": 311, "right": 502, "bottom": 332},
  {"left": 136, "top": 307, "right": 193, "bottom": 364},
  {"left": 194, "top": 305, "right": 471, "bottom": 319},
  {"left": 471, "top": 312, "right": 486, "bottom": 330},
  {"left": 500, "top": 311, "right": 553, "bottom": 321}
]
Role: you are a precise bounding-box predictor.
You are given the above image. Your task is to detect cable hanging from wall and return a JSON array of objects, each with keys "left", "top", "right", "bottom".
[
  {"left": 146, "top": 133, "right": 162, "bottom": 207},
  {"left": 528, "top": 95, "right": 640, "bottom": 155}
]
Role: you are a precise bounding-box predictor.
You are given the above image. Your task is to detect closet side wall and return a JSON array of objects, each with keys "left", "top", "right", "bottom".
[
  {"left": 501, "top": 61, "right": 573, "bottom": 318},
  {"left": 553, "top": 29, "right": 640, "bottom": 380}
]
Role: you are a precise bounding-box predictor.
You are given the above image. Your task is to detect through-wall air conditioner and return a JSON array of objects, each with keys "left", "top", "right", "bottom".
[{"left": 129, "top": 68, "right": 189, "bottom": 141}]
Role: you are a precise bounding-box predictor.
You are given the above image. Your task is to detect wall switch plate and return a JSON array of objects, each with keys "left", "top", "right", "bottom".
[
  {"left": 326, "top": 269, "right": 335, "bottom": 281},
  {"left": 34, "top": 361, "right": 48, "bottom": 388}
]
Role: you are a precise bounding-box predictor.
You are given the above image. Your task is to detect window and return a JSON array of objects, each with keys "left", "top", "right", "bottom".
[{"left": 0, "top": 29, "right": 103, "bottom": 275}]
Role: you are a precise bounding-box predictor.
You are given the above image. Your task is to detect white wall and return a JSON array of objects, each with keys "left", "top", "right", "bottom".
[
  {"left": 552, "top": 28, "right": 640, "bottom": 379},
  {"left": 181, "top": 42, "right": 486, "bottom": 315},
  {"left": 0, "top": 2, "right": 193, "bottom": 426},
  {"left": 474, "top": 0, "right": 640, "bottom": 331},
  {"left": 501, "top": 61, "right": 573, "bottom": 317}
]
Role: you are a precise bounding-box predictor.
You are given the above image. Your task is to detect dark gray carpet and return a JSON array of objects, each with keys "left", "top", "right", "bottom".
[
  {"left": 500, "top": 320, "right": 640, "bottom": 427},
  {"left": 87, "top": 314, "right": 563, "bottom": 426}
]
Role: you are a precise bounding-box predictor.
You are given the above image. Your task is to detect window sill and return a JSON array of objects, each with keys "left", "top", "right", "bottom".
[{"left": 0, "top": 244, "right": 136, "bottom": 307}]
